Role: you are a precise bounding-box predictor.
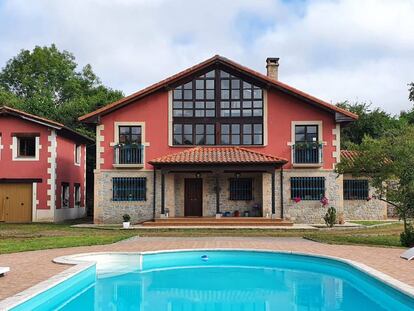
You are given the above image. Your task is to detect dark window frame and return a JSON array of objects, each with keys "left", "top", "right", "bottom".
[
  {"left": 17, "top": 136, "right": 36, "bottom": 157},
  {"left": 74, "top": 183, "right": 81, "bottom": 207},
  {"left": 295, "top": 125, "right": 319, "bottom": 143},
  {"left": 229, "top": 178, "right": 253, "bottom": 200},
  {"left": 291, "top": 177, "right": 325, "bottom": 201},
  {"left": 113, "top": 177, "right": 147, "bottom": 202},
  {"left": 344, "top": 179, "right": 369, "bottom": 200},
  {"left": 118, "top": 126, "right": 142, "bottom": 145},
  {"left": 172, "top": 68, "right": 264, "bottom": 146},
  {"left": 61, "top": 182, "right": 70, "bottom": 208}
]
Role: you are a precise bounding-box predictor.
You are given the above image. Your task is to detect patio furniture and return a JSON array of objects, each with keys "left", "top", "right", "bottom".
[
  {"left": 401, "top": 247, "right": 414, "bottom": 261},
  {"left": 0, "top": 267, "right": 10, "bottom": 276}
]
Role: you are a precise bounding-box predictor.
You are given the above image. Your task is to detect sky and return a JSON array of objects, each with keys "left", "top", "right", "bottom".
[{"left": 0, "top": 0, "right": 413, "bottom": 114}]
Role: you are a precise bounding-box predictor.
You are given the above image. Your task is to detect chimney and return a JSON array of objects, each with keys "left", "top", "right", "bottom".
[{"left": 266, "top": 57, "right": 279, "bottom": 80}]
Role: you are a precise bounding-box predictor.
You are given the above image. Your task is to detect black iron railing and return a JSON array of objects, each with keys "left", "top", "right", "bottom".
[
  {"left": 114, "top": 144, "right": 144, "bottom": 165},
  {"left": 292, "top": 142, "right": 323, "bottom": 164}
]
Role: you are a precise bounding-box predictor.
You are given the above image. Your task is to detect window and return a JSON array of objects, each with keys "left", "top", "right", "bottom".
[
  {"left": 221, "top": 123, "right": 262, "bottom": 145},
  {"left": 113, "top": 177, "right": 146, "bottom": 201},
  {"left": 75, "top": 144, "right": 81, "bottom": 165},
  {"left": 295, "top": 125, "right": 318, "bottom": 143},
  {"left": 173, "top": 70, "right": 215, "bottom": 118},
  {"left": 173, "top": 124, "right": 215, "bottom": 145},
  {"left": 61, "top": 183, "right": 70, "bottom": 208},
  {"left": 291, "top": 177, "right": 325, "bottom": 200},
  {"left": 74, "top": 184, "right": 81, "bottom": 207},
  {"left": 17, "top": 136, "right": 36, "bottom": 157},
  {"left": 119, "top": 126, "right": 142, "bottom": 144},
  {"left": 229, "top": 178, "right": 253, "bottom": 200},
  {"left": 172, "top": 68, "right": 264, "bottom": 146},
  {"left": 344, "top": 180, "right": 369, "bottom": 200}
]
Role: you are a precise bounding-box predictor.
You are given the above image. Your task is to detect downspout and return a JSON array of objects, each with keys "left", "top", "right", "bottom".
[
  {"left": 280, "top": 167, "right": 284, "bottom": 219},
  {"left": 153, "top": 169, "right": 157, "bottom": 220}
]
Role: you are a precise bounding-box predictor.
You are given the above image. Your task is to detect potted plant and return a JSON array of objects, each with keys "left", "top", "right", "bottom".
[{"left": 122, "top": 214, "right": 131, "bottom": 229}]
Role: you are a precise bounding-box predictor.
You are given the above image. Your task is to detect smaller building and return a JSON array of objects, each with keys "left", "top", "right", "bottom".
[{"left": 0, "top": 106, "right": 92, "bottom": 223}]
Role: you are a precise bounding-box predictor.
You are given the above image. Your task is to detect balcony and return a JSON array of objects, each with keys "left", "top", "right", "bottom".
[
  {"left": 113, "top": 144, "right": 144, "bottom": 168},
  {"left": 291, "top": 142, "right": 323, "bottom": 167}
]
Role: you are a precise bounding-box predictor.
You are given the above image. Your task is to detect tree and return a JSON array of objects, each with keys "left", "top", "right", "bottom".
[
  {"left": 336, "top": 101, "right": 400, "bottom": 149},
  {"left": 409, "top": 82, "right": 414, "bottom": 102},
  {"left": 0, "top": 44, "right": 123, "bottom": 136},
  {"left": 336, "top": 126, "right": 414, "bottom": 246}
]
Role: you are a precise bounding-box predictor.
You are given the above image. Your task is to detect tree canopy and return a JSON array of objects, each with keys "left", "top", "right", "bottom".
[{"left": 0, "top": 44, "right": 123, "bottom": 136}]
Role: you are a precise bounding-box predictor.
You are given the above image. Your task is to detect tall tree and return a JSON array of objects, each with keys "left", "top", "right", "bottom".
[
  {"left": 409, "top": 82, "right": 414, "bottom": 102},
  {"left": 336, "top": 126, "right": 414, "bottom": 246},
  {"left": 0, "top": 44, "right": 123, "bottom": 135},
  {"left": 337, "top": 101, "right": 400, "bottom": 149}
]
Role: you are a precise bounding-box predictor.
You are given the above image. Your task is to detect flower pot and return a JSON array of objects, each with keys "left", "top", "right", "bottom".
[{"left": 123, "top": 222, "right": 130, "bottom": 229}]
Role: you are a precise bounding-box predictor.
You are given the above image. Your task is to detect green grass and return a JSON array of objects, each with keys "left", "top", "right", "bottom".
[{"left": 0, "top": 222, "right": 406, "bottom": 254}]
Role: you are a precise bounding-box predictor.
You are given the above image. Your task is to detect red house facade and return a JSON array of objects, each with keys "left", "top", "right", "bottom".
[
  {"left": 0, "top": 106, "right": 91, "bottom": 223},
  {"left": 80, "top": 56, "right": 387, "bottom": 224}
]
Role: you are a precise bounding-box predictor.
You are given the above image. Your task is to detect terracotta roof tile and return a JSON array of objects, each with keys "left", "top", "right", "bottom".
[
  {"left": 341, "top": 150, "right": 359, "bottom": 162},
  {"left": 149, "top": 146, "right": 288, "bottom": 166}
]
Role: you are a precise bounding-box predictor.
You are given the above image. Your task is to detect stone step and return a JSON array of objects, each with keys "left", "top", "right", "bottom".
[{"left": 142, "top": 217, "right": 293, "bottom": 227}]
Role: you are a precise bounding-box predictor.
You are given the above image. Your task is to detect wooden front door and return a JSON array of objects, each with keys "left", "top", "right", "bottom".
[
  {"left": 184, "top": 178, "right": 202, "bottom": 217},
  {"left": 0, "top": 184, "right": 32, "bottom": 223}
]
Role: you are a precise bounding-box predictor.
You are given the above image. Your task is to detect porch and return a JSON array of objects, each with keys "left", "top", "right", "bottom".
[{"left": 148, "top": 146, "right": 289, "bottom": 225}]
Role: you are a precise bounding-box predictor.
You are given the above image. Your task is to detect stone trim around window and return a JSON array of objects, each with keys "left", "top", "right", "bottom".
[
  {"left": 11, "top": 135, "right": 41, "bottom": 161},
  {"left": 74, "top": 144, "right": 81, "bottom": 166},
  {"left": 110, "top": 121, "right": 149, "bottom": 168}
]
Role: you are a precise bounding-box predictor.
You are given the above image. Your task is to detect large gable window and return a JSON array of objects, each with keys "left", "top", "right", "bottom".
[{"left": 172, "top": 69, "right": 264, "bottom": 146}]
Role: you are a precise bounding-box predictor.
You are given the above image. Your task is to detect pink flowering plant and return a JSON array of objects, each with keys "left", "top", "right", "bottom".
[
  {"left": 320, "top": 196, "right": 329, "bottom": 207},
  {"left": 293, "top": 197, "right": 302, "bottom": 203}
]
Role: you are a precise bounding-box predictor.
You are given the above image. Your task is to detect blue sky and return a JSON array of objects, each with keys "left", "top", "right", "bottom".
[{"left": 0, "top": 0, "right": 413, "bottom": 113}]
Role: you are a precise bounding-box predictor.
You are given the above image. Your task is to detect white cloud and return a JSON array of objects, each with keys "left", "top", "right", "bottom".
[{"left": 0, "top": 0, "right": 413, "bottom": 113}]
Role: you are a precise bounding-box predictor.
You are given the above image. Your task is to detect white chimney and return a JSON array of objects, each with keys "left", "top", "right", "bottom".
[{"left": 266, "top": 57, "right": 279, "bottom": 80}]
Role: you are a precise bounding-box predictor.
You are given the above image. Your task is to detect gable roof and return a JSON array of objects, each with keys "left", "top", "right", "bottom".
[
  {"left": 79, "top": 55, "right": 358, "bottom": 123},
  {"left": 0, "top": 106, "right": 93, "bottom": 144},
  {"left": 148, "top": 146, "right": 288, "bottom": 167}
]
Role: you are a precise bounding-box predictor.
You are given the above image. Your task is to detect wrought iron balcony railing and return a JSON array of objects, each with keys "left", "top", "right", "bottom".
[
  {"left": 113, "top": 144, "right": 144, "bottom": 165},
  {"left": 291, "top": 142, "right": 323, "bottom": 164}
]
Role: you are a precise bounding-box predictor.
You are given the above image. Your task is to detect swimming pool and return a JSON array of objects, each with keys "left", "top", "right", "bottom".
[{"left": 4, "top": 250, "right": 414, "bottom": 310}]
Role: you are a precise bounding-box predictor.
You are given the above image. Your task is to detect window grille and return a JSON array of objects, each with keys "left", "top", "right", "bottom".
[
  {"left": 344, "top": 180, "right": 369, "bottom": 200},
  {"left": 229, "top": 178, "right": 253, "bottom": 200},
  {"left": 291, "top": 177, "right": 325, "bottom": 200},
  {"left": 113, "top": 177, "right": 146, "bottom": 201}
]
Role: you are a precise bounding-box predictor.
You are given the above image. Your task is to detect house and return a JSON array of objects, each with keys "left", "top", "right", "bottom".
[
  {"left": 0, "top": 106, "right": 92, "bottom": 223},
  {"left": 80, "top": 55, "right": 387, "bottom": 224}
]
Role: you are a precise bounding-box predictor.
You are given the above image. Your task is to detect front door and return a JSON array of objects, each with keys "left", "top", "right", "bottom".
[{"left": 184, "top": 178, "right": 202, "bottom": 217}]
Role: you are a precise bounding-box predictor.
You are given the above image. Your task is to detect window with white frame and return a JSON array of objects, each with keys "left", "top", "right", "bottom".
[
  {"left": 12, "top": 134, "right": 40, "bottom": 161},
  {"left": 74, "top": 183, "right": 81, "bottom": 207},
  {"left": 61, "top": 183, "right": 70, "bottom": 208},
  {"left": 75, "top": 144, "right": 81, "bottom": 165},
  {"left": 17, "top": 136, "right": 36, "bottom": 157}
]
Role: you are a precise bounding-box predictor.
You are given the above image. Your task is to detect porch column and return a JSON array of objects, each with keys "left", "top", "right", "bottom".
[
  {"left": 161, "top": 172, "right": 165, "bottom": 215},
  {"left": 215, "top": 174, "right": 220, "bottom": 214},
  {"left": 271, "top": 170, "right": 276, "bottom": 215},
  {"left": 165, "top": 173, "right": 175, "bottom": 217}
]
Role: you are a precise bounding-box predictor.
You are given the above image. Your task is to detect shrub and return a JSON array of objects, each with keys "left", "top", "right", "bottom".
[
  {"left": 400, "top": 223, "right": 414, "bottom": 247},
  {"left": 122, "top": 214, "right": 131, "bottom": 222},
  {"left": 324, "top": 207, "right": 337, "bottom": 228}
]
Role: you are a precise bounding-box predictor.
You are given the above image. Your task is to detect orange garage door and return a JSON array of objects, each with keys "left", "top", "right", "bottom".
[{"left": 0, "top": 183, "right": 32, "bottom": 223}]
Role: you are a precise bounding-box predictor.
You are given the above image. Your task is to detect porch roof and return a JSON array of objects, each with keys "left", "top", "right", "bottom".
[{"left": 148, "top": 146, "right": 287, "bottom": 167}]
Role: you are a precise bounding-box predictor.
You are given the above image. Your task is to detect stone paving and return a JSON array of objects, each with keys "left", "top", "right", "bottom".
[{"left": 0, "top": 237, "right": 413, "bottom": 301}]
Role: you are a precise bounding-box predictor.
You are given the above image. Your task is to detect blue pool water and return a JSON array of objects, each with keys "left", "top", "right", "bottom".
[{"left": 11, "top": 251, "right": 414, "bottom": 311}]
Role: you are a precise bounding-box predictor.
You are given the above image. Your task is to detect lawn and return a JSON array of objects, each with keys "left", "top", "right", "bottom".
[{"left": 0, "top": 222, "right": 406, "bottom": 254}]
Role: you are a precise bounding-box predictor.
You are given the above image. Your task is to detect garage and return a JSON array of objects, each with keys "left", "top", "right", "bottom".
[{"left": 0, "top": 183, "right": 32, "bottom": 223}]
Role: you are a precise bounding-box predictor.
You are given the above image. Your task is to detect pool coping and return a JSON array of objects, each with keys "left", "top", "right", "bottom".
[{"left": 1, "top": 248, "right": 414, "bottom": 309}]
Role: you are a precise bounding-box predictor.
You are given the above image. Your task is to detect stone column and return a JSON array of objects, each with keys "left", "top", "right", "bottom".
[
  {"left": 262, "top": 173, "right": 272, "bottom": 217},
  {"left": 165, "top": 173, "right": 175, "bottom": 217}
]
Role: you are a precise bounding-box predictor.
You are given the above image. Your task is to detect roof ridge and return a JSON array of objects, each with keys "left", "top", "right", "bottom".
[{"left": 79, "top": 55, "right": 358, "bottom": 122}]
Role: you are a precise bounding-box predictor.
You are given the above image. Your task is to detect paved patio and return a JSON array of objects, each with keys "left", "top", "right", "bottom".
[{"left": 0, "top": 237, "right": 413, "bottom": 301}]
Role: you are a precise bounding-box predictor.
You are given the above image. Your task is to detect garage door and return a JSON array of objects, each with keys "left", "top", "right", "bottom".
[{"left": 0, "top": 184, "right": 32, "bottom": 223}]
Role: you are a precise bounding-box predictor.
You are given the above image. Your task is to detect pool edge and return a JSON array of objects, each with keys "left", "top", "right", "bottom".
[{"left": 1, "top": 248, "right": 413, "bottom": 309}]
